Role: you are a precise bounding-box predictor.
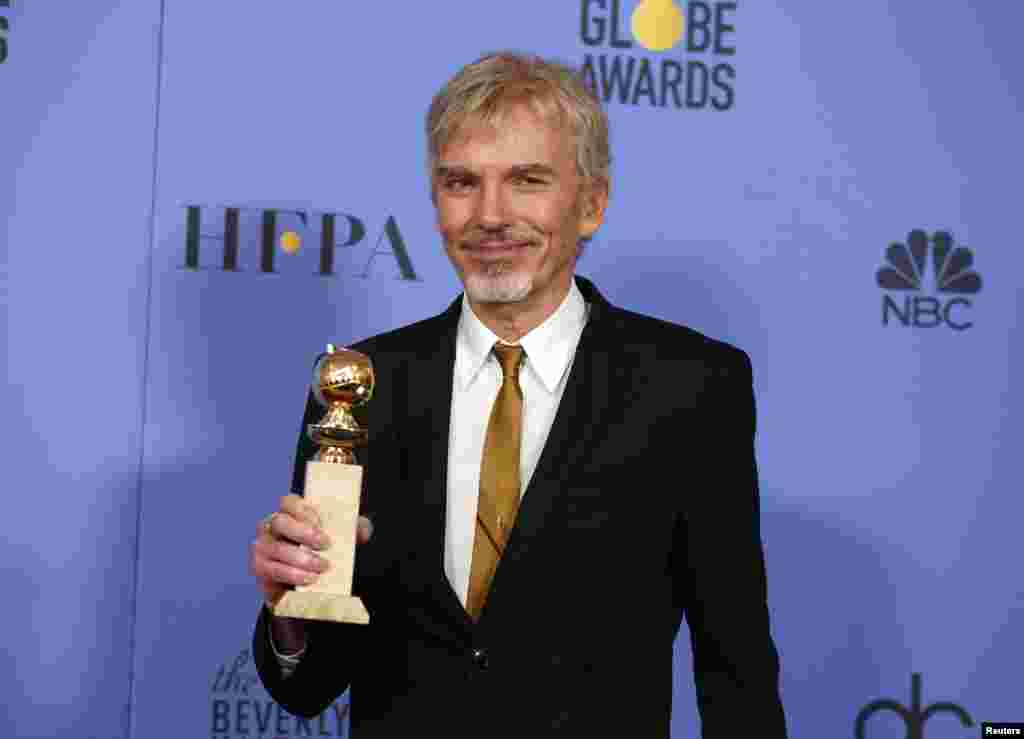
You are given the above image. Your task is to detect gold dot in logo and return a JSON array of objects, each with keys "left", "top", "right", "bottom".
[
  {"left": 631, "top": 0, "right": 685, "bottom": 52},
  {"left": 280, "top": 230, "right": 301, "bottom": 254}
]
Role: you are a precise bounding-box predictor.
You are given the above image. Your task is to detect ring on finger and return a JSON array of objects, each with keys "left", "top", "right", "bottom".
[{"left": 262, "top": 512, "right": 279, "bottom": 538}]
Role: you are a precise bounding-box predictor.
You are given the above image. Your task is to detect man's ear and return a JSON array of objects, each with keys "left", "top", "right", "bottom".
[{"left": 578, "top": 182, "right": 609, "bottom": 240}]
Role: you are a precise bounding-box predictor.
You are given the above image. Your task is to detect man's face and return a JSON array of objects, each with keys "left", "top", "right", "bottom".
[{"left": 433, "top": 103, "right": 606, "bottom": 310}]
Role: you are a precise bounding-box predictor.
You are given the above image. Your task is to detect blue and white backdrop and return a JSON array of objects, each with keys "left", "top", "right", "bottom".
[{"left": 3, "top": 1, "right": 1021, "bottom": 737}]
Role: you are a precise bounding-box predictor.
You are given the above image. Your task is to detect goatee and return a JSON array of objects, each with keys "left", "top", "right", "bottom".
[{"left": 463, "top": 265, "right": 533, "bottom": 304}]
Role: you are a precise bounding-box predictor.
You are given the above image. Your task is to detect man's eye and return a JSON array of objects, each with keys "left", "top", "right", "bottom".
[
  {"left": 444, "top": 177, "right": 473, "bottom": 190},
  {"left": 514, "top": 175, "right": 546, "bottom": 186}
]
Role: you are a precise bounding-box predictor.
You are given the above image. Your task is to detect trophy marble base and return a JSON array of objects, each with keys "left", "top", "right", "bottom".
[
  {"left": 270, "top": 459, "right": 369, "bottom": 624},
  {"left": 271, "top": 590, "right": 369, "bottom": 624}
]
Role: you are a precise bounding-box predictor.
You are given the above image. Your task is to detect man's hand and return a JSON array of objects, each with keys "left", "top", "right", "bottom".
[{"left": 250, "top": 494, "right": 373, "bottom": 653}]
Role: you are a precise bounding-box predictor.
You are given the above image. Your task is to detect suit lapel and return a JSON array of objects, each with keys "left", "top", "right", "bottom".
[
  {"left": 399, "top": 297, "right": 473, "bottom": 631},
  {"left": 479, "top": 277, "right": 622, "bottom": 620}
]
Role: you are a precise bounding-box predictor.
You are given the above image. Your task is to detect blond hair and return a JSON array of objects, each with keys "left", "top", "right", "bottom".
[{"left": 426, "top": 51, "right": 611, "bottom": 192}]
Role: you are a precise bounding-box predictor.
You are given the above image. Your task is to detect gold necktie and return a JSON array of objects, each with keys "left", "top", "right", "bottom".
[{"left": 466, "top": 343, "right": 524, "bottom": 621}]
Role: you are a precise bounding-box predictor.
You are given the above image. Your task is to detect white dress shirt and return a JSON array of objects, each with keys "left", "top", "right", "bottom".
[{"left": 445, "top": 280, "right": 588, "bottom": 607}]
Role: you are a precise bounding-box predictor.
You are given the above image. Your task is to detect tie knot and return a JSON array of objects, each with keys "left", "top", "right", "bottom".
[{"left": 492, "top": 343, "right": 524, "bottom": 379}]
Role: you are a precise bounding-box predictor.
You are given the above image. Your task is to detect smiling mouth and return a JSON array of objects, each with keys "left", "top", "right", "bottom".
[{"left": 462, "top": 241, "right": 532, "bottom": 259}]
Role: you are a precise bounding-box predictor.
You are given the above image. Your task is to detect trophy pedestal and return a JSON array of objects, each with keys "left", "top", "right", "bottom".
[
  {"left": 271, "top": 460, "right": 369, "bottom": 624},
  {"left": 270, "top": 590, "right": 368, "bottom": 624}
]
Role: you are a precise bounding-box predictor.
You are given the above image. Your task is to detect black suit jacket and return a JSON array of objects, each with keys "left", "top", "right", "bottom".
[{"left": 254, "top": 276, "right": 786, "bottom": 738}]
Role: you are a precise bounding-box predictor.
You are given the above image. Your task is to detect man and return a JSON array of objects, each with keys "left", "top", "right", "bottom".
[{"left": 250, "top": 52, "right": 786, "bottom": 737}]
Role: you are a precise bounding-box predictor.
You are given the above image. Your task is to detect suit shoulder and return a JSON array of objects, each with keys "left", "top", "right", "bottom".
[
  {"left": 608, "top": 305, "right": 751, "bottom": 374},
  {"left": 349, "top": 310, "right": 454, "bottom": 360}
]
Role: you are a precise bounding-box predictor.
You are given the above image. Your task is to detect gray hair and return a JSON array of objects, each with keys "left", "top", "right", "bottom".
[{"left": 426, "top": 51, "right": 611, "bottom": 193}]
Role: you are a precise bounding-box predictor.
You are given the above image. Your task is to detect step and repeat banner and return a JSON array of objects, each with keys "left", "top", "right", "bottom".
[{"left": 4, "top": 1, "right": 1022, "bottom": 738}]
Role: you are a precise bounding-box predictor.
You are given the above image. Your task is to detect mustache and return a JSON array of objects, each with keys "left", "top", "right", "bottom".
[{"left": 460, "top": 228, "right": 538, "bottom": 248}]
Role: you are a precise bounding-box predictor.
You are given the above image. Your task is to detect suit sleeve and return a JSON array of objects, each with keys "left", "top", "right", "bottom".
[{"left": 673, "top": 348, "right": 787, "bottom": 738}]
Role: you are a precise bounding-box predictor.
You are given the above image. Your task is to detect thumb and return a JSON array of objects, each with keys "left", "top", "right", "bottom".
[{"left": 356, "top": 516, "right": 374, "bottom": 544}]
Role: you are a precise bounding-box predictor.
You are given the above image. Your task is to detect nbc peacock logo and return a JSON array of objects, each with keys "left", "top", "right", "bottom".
[
  {"left": 578, "top": 0, "right": 737, "bottom": 111},
  {"left": 877, "top": 230, "right": 982, "bottom": 331}
]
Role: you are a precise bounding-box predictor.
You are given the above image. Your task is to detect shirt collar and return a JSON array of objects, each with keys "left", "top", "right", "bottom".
[{"left": 454, "top": 279, "right": 587, "bottom": 394}]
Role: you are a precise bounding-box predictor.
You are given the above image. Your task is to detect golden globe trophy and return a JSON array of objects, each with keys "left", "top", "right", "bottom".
[{"left": 271, "top": 344, "right": 372, "bottom": 624}]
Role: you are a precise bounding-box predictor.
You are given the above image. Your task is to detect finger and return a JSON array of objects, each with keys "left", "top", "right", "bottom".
[
  {"left": 269, "top": 510, "right": 329, "bottom": 550},
  {"left": 280, "top": 494, "right": 322, "bottom": 528},
  {"left": 257, "top": 558, "right": 320, "bottom": 588},
  {"left": 252, "top": 537, "right": 329, "bottom": 575},
  {"left": 268, "top": 537, "right": 330, "bottom": 573},
  {"left": 259, "top": 580, "right": 284, "bottom": 603},
  {"left": 356, "top": 516, "right": 374, "bottom": 544},
  {"left": 251, "top": 543, "right": 323, "bottom": 587},
  {"left": 252, "top": 558, "right": 286, "bottom": 600}
]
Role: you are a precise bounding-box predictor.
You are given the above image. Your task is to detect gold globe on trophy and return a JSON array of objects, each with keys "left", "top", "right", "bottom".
[
  {"left": 270, "top": 344, "right": 373, "bottom": 624},
  {"left": 308, "top": 344, "right": 374, "bottom": 464}
]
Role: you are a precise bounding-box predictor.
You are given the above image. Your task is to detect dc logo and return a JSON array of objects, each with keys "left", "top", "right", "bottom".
[{"left": 855, "top": 673, "right": 973, "bottom": 739}]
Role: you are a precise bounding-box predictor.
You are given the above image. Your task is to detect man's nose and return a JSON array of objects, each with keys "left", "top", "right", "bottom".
[{"left": 475, "top": 181, "right": 508, "bottom": 228}]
